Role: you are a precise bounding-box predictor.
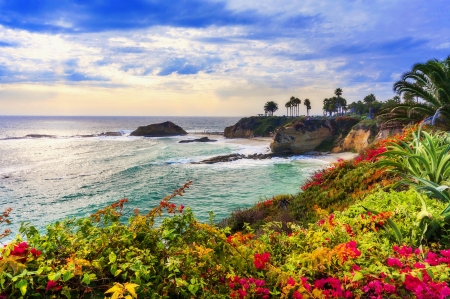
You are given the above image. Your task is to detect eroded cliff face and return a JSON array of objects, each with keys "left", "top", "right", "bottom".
[
  {"left": 224, "top": 127, "right": 254, "bottom": 138},
  {"left": 332, "top": 122, "right": 378, "bottom": 153},
  {"left": 270, "top": 120, "right": 333, "bottom": 154}
]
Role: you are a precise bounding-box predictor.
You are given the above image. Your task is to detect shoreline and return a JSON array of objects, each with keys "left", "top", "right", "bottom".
[{"left": 188, "top": 133, "right": 359, "bottom": 164}]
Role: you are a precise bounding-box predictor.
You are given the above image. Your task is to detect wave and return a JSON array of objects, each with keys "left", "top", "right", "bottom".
[{"left": 0, "top": 132, "right": 126, "bottom": 140}]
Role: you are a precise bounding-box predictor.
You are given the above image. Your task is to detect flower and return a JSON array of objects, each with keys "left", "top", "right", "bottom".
[
  {"left": 386, "top": 257, "right": 403, "bottom": 268},
  {"left": 30, "top": 248, "right": 41, "bottom": 257},
  {"left": 287, "top": 277, "right": 296, "bottom": 286},
  {"left": 254, "top": 252, "right": 270, "bottom": 270},
  {"left": 46, "top": 280, "right": 62, "bottom": 292}
]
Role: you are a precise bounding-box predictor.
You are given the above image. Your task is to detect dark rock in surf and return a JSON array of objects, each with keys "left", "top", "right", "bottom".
[{"left": 179, "top": 137, "right": 217, "bottom": 143}]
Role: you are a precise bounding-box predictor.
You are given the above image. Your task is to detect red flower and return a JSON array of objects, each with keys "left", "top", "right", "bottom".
[
  {"left": 30, "top": 248, "right": 41, "bottom": 257},
  {"left": 254, "top": 252, "right": 271, "bottom": 270},
  {"left": 11, "top": 242, "right": 28, "bottom": 256},
  {"left": 46, "top": 280, "right": 62, "bottom": 292},
  {"left": 293, "top": 290, "right": 303, "bottom": 299},
  {"left": 287, "top": 277, "right": 296, "bottom": 286}
]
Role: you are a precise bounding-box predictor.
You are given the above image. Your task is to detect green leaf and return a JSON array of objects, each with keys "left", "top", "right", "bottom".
[
  {"left": 61, "top": 286, "right": 72, "bottom": 299},
  {"left": 16, "top": 279, "right": 27, "bottom": 296},
  {"left": 109, "top": 252, "right": 117, "bottom": 264},
  {"left": 187, "top": 284, "right": 199, "bottom": 295},
  {"left": 81, "top": 273, "right": 91, "bottom": 285},
  {"left": 352, "top": 271, "right": 364, "bottom": 282},
  {"left": 62, "top": 271, "right": 74, "bottom": 282},
  {"left": 48, "top": 272, "right": 61, "bottom": 281},
  {"left": 426, "top": 268, "right": 435, "bottom": 280},
  {"left": 110, "top": 264, "right": 118, "bottom": 276}
]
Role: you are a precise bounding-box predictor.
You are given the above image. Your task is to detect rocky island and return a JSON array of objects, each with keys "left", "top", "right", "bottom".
[{"left": 130, "top": 121, "right": 187, "bottom": 137}]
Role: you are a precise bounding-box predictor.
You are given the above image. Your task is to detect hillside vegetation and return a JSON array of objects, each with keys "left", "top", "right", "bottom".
[{"left": 2, "top": 126, "right": 450, "bottom": 298}]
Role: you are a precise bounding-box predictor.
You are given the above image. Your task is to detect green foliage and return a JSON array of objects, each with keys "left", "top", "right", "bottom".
[
  {"left": 4, "top": 126, "right": 450, "bottom": 298},
  {"left": 378, "top": 128, "right": 450, "bottom": 246},
  {"left": 263, "top": 101, "right": 279, "bottom": 116},
  {"left": 378, "top": 55, "right": 450, "bottom": 127}
]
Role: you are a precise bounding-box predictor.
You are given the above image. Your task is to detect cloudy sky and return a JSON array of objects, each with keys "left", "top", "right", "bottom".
[{"left": 0, "top": 0, "right": 449, "bottom": 116}]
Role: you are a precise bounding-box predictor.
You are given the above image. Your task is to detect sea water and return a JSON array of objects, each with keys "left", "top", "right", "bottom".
[{"left": 0, "top": 116, "right": 330, "bottom": 235}]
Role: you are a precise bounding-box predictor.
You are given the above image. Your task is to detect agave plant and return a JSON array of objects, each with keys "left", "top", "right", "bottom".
[
  {"left": 377, "top": 129, "right": 450, "bottom": 187},
  {"left": 378, "top": 56, "right": 450, "bottom": 127},
  {"left": 377, "top": 129, "right": 450, "bottom": 243}
]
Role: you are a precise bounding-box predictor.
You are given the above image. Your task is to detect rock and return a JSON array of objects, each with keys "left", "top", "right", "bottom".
[
  {"left": 270, "top": 120, "right": 332, "bottom": 154},
  {"left": 332, "top": 122, "right": 378, "bottom": 153},
  {"left": 130, "top": 121, "right": 187, "bottom": 137},
  {"left": 224, "top": 116, "right": 288, "bottom": 138},
  {"left": 25, "top": 134, "right": 56, "bottom": 138},
  {"left": 179, "top": 137, "right": 217, "bottom": 143},
  {"left": 98, "top": 132, "right": 122, "bottom": 137}
]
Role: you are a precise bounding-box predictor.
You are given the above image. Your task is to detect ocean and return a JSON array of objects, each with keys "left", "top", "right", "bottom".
[{"left": 0, "top": 116, "right": 330, "bottom": 236}]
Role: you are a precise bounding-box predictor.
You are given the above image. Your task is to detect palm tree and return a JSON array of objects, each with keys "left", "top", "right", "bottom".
[
  {"left": 378, "top": 56, "right": 450, "bottom": 126},
  {"left": 264, "top": 101, "right": 279, "bottom": 116},
  {"left": 364, "top": 93, "right": 376, "bottom": 119},
  {"left": 285, "top": 101, "right": 292, "bottom": 117},
  {"left": 334, "top": 88, "right": 343, "bottom": 115},
  {"left": 304, "top": 98, "right": 311, "bottom": 116},
  {"left": 292, "top": 97, "right": 301, "bottom": 117},
  {"left": 337, "top": 97, "right": 347, "bottom": 115},
  {"left": 289, "top": 96, "right": 295, "bottom": 117}
]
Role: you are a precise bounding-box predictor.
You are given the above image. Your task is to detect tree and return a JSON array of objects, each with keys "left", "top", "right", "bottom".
[
  {"left": 402, "top": 92, "right": 416, "bottom": 105},
  {"left": 304, "top": 99, "right": 311, "bottom": 116},
  {"left": 355, "top": 101, "right": 365, "bottom": 116},
  {"left": 334, "top": 88, "right": 343, "bottom": 115},
  {"left": 364, "top": 93, "right": 376, "bottom": 119},
  {"left": 285, "top": 101, "right": 292, "bottom": 117},
  {"left": 363, "top": 93, "right": 376, "bottom": 106},
  {"left": 289, "top": 96, "right": 295, "bottom": 117},
  {"left": 323, "top": 98, "right": 337, "bottom": 116},
  {"left": 293, "top": 97, "right": 301, "bottom": 116},
  {"left": 264, "top": 101, "right": 278, "bottom": 116},
  {"left": 337, "top": 97, "right": 347, "bottom": 115},
  {"left": 378, "top": 56, "right": 450, "bottom": 126}
]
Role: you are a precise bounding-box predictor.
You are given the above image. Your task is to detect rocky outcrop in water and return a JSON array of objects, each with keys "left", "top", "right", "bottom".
[
  {"left": 193, "top": 153, "right": 281, "bottom": 164},
  {"left": 130, "top": 121, "right": 187, "bottom": 137},
  {"left": 269, "top": 117, "right": 360, "bottom": 154},
  {"left": 179, "top": 137, "right": 217, "bottom": 143},
  {"left": 224, "top": 116, "right": 292, "bottom": 138},
  {"left": 270, "top": 120, "right": 332, "bottom": 154}
]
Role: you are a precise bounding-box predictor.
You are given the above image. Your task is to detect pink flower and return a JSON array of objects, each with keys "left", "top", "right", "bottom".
[
  {"left": 425, "top": 252, "right": 440, "bottom": 266},
  {"left": 287, "top": 277, "right": 296, "bottom": 286},
  {"left": 237, "top": 289, "right": 246, "bottom": 299},
  {"left": 440, "top": 249, "right": 450, "bottom": 257},
  {"left": 413, "top": 262, "right": 425, "bottom": 269},
  {"left": 292, "top": 290, "right": 303, "bottom": 299},
  {"left": 386, "top": 257, "right": 403, "bottom": 268},
  {"left": 351, "top": 264, "right": 361, "bottom": 271}
]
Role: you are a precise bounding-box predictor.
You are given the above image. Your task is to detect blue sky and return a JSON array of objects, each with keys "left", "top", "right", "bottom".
[{"left": 0, "top": 0, "right": 449, "bottom": 116}]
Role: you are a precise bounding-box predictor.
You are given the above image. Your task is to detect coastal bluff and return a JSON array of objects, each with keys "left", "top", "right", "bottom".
[
  {"left": 225, "top": 116, "right": 388, "bottom": 154},
  {"left": 130, "top": 121, "right": 187, "bottom": 137}
]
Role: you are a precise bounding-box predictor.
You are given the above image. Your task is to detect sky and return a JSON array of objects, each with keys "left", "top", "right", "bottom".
[{"left": 0, "top": 0, "right": 449, "bottom": 116}]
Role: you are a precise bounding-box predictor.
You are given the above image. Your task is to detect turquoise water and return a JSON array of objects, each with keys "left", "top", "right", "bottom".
[{"left": 0, "top": 116, "right": 329, "bottom": 235}]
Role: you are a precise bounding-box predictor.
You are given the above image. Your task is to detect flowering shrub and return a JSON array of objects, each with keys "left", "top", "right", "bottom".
[{"left": 2, "top": 128, "right": 450, "bottom": 298}]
